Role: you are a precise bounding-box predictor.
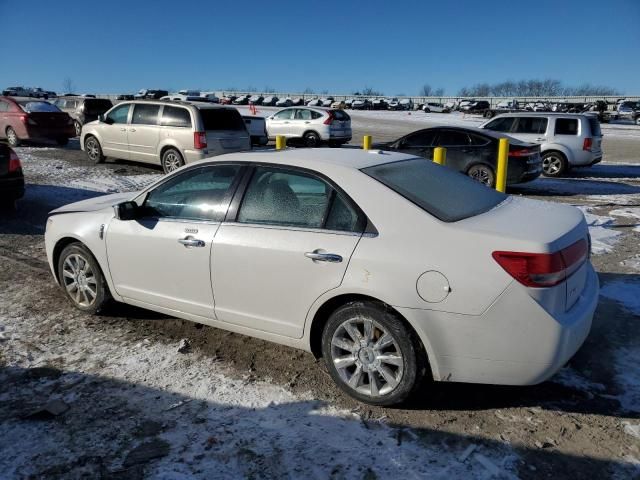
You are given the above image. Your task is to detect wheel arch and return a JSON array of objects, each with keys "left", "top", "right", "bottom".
[
  {"left": 306, "top": 292, "right": 436, "bottom": 380},
  {"left": 542, "top": 145, "right": 572, "bottom": 164},
  {"left": 52, "top": 236, "right": 113, "bottom": 297}
]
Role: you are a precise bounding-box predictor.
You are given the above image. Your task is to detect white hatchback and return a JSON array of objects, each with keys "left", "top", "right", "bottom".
[
  {"left": 45, "top": 149, "right": 598, "bottom": 406},
  {"left": 266, "top": 107, "right": 352, "bottom": 147}
]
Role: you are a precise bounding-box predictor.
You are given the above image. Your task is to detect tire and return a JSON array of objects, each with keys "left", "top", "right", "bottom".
[
  {"left": 58, "top": 242, "right": 111, "bottom": 314},
  {"left": 303, "top": 131, "right": 321, "bottom": 148},
  {"left": 423, "top": 108, "right": 430, "bottom": 113},
  {"left": 6, "top": 127, "right": 19, "bottom": 147},
  {"left": 161, "top": 148, "right": 184, "bottom": 174},
  {"left": 467, "top": 163, "right": 496, "bottom": 187},
  {"left": 84, "top": 136, "right": 105, "bottom": 164},
  {"left": 635, "top": 116, "right": 640, "bottom": 126},
  {"left": 74, "top": 120, "right": 82, "bottom": 137},
  {"left": 56, "top": 138, "right": 69, "bottom": 146},
  {"left": 321, "top": 301, "right": 426, "bottom": 406},
  {"left": 542, "top": 151, "right": 568, "bottom": 177}
]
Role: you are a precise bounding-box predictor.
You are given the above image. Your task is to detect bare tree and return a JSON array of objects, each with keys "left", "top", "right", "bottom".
[
  {"left": 62, "top": 77, "right": 76, "bottom": 94},
  {"left": 419, "top": 84, "right": 445, "bottom": 96},
  {"left": 263, "top": 86, "right": 276, "bottom": 93},
  {"left": 302, "top": 87, "right": 315, "bottom": 94},
  {"left": 459, "top": 78, "right": 619, "bottom": 97},
  {"left": 361, "top": 87, "right": 383, "bottom": 96}
]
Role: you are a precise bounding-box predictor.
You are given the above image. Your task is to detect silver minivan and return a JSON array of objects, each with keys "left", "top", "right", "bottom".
[
  {"left": 81, "top": 100, "right": 251, "bottom": 173},
  {"left": 481, "top": 113, "right": 603, "bottom": 176}
]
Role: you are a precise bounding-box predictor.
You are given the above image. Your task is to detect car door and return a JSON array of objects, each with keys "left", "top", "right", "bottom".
[
  {"left": 127, "top": 104, "right": 161, "bottom": 164},
  {"left": 511, "top": 117, "right": 549, "bottom": 144},
  {"left": 106, "top": 164, "right": 244, "bottom": 319},
  {"left": 211, "top": 165, "right": 365, "bottom": 338},
  {"left": 394, "top": 130, "right": 438, "bottom": 159},
  {"left": 267, "top": 109, "right": 294, "bottom": 138},
  {"left": 293, "top": 108, "right": 314, "bottom": 137},
  {"left": 433, "top": 129, "right": 481, "bottom": 173},
  {"left": 100, "top": 103, "right": 131, "bottom": 159}
]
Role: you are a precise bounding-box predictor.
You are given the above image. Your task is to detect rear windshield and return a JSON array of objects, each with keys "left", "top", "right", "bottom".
[
  {"left": 331, "top": 110, "right": 350, "bottom": 121},
  {"left": 200, "top": 108, "right": 246, "bottom": 131},
  {"left": 83, "top": 99, "right": 112, "bottom": 115},
  {"left": 362, "top": 158, "right": 507, "bottom": 222},
  {"left": 18, "top": 101, "right": 61, "bottom": 113},
  {"left": 587, "top": 117, "right": 602, "bottom": 136}
]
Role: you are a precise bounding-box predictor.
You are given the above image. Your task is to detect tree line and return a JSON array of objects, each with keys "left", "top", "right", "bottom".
[{"left": 456, "top": 79, "right": 620, "bottom": 97}]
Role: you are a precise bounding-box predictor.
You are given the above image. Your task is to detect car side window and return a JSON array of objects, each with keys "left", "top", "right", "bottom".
[
  {"left": 160, "top": 106, "right": 192, "bottom": 128},
  {"left": 273, "top": 109, "right": 293, "bottom": 120},
  {"left": 143, "top": 165, "right": 241, "bottom": 221},
  {"left": 468, "top": 133, "right": 491, "bottom": 146},
  {"left": 436, "top": 131, "right": 471, "bottom": 147},
  {"left": 555, "top": 118, "right": 578, "bottom": 135},
  {"left": 295, "top": 109, "right": 312, "bottom": 120},
  {"left": 106, "top": 104, "right": 130, "bottom": 124},
  {"left": 237, "top": 167, "right": 331, "bottom": 228},
  {"left": 325, "top": 193, "right": 364, "bottom": 232},
  {"left": 514, "top": 117, "right": 548, "bottom": 134},
  {"left": 310, "top": 111, "right": 323, "bottom": 119},
  {"left": 0, "top": 101, "right": 8, "bottom": 112},
  {"left": 402, "top": 131, "right": 437, "bottom": 147},
  {"left": 132, "top": 104, "right": 160, "bottom": 125},
  {"left": 484, "top": 117, "right": 515, "bottom": 132}
]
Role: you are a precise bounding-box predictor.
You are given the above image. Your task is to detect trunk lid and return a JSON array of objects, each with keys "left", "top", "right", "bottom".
[{"left": 28, "top": 111, "right": 71, "bottom": 128}]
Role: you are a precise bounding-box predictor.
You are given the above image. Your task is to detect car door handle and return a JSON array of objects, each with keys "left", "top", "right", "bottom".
[
  {"left": 535, "top": 137, "right": 546, "bottom": 141},
  {"left": 178, "top": 237, "right": 205, "bottom": 248},
  {"left": 304, "top": 121, "right": 311, "bottom": 124},
  {"left": 305, "top": 251, "right": 343, "bottom": 263},
  {"left": 129, "top": 128, "right": 136, "bottom": 132},
  {"left": 120, "top": 127, "right": 127, "bottom": 132}
]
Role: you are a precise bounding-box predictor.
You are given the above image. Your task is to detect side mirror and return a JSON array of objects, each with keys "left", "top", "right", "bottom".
[
  {"left": 114, "top": 201, "right": 139, "bottom": 221},
  {"left": 98, "top": 114, "right": 105, "bottom": 122}
]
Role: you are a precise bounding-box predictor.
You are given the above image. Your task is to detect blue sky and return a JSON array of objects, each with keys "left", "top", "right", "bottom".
[{"left": 1, "top": 0, "right": 638, "bottom": 95}]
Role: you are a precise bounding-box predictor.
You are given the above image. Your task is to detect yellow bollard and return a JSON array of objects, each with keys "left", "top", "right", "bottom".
[
  {"left": 496, "top": 138, "right": 509, "bottom": 193},
  {"left": 363, "top": 135, "right": 372, "bottom": 150},
  {"left": 276, "top": 135, "right": 286, "bottom": 150},
  {"left": 433, "top": 147, "right": 446, "bottom": 165}
]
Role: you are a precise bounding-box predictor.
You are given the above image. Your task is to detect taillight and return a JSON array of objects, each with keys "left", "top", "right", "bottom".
[
  {"left": 583, "top": 138, "right": 592, "bottom": 151},
  {"left": 20, "top": 115, "right": 27, "bottom": 124},
  {"left": 194, "top": 132, "right": 207, "bottom": 149},
  {"left": 492, "top": 239, "right": 588, "bottom": 288},
  {"left": 323, "top": 111, "right": 334, "bottom": 125},
  {"left": 8, "top": 149, "right": 22, "bottom": 173},
  {"left": 509, "top": 148, "right": 536, "bottom": 157}
]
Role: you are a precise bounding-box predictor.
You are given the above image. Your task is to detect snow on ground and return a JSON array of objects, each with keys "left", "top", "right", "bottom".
[
  {"left": 610, "top": 207, "right": 640, "bottom": 232},
  {"left": 612, "top": 346, "right": 640, "bottom": 413},
  {"left": 621, "top": 255, "right": 640, "bottom": 271},
  {"left": 576, "top": 207, "right": 623, "bottom": 254}
]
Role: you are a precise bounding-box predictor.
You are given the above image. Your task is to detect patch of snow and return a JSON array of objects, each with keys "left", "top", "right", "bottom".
[
  {"left": 613, "top": 346, "right": 640, "bottom": 413},
  {"left": 577, "top": 207, "right": 623, "bottom": 254},
  {"left": 610, "top": 207, "right": 640, "bottom": 232},
  {"left": 621, "top": 255, "right": 640, "bottom": 271}
]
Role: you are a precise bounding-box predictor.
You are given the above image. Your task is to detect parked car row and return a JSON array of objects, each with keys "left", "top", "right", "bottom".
[{"left": 2, "top": 86, "right": 57, "bottom": 99}]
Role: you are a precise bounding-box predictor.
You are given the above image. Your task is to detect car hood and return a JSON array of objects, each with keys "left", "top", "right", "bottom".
[{"left": 49, "top": 192, "right": 136, "bottom": 215}]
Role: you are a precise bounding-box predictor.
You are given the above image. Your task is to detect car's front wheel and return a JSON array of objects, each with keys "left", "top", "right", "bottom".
[
  {"left": 58, "top": 243, "right": 110, "bottom": 314},
  {"left": 321, "top": 301, "right": 426, "bottom": 406},
  {"left": 85, "top": 136, "right": 105, "bottom": 163},
  {"left": 467, "top": 163, "right": 496, "bottom": 187},
  {"left": 542, "top": 151, "right": 567, "bottom": 177}
]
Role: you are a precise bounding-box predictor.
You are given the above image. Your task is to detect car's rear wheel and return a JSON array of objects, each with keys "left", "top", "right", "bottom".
[
  {"left": 635, "top": 116, "right": 640, "bottom": 126},
  {"left": 6, "top": 127, "right": 19, "bottom": 147},
  {"left": 542, "top": 151, "right": 567, "bottom": 177},
  {"left": 85, "top": 136, "right": 105, "bottom": 163},
  {"left": 467, "top": 163, "right": 496, "bottom": 187},
  {"left": 161, "top": 148, "right": 184, "bottom": 174},
  {"left": 58, "top": 243, "right": 110, "bottom": 314},
  {"left": 303, "top": 131, "right": 321, "bottom": 148},
  {"left": 321, "top": 301, "right": 426, "bottom": 406},
  {"left": 74, "top": 120, "right": 82, "bottom": 137},
  {"left": 424, "top": 108, "right": 430, "bottom": 113}
]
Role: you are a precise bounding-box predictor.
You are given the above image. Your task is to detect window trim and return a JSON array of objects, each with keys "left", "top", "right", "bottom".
[
  {"left": 225, "top": 162, "right": 376, "bottom": 235},
  {"left": 135, "top": 163, "right": 247, "bottom": 223}
]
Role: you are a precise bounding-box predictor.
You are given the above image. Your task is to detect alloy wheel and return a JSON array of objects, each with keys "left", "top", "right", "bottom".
[
  {"left": 330, "top": 317, "right": 404, "bottom": 397},
  {"left": 6, "top": 128, "right": 18, "bottom": 147},
  {"left": 62, "top": 253, "right": 98, "bottom": 308},
  {"left": 543, "top": 155, "right": 563, "bottom": 175},
  {"left": 163, "top": 151, "right": 182, "bottom": 172},
  {"left": 86, "top": 138, "right": 100, "bottom": 161},
  {"left": 468, "top": 165, "right": 494, "bottom": 186}
]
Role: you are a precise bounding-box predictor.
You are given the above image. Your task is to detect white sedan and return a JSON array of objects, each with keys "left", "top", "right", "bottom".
[{"left": 45, "top": 149, "right": 598, "bottom": 406}]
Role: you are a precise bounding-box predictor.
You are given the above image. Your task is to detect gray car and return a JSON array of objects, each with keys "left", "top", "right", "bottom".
[{"left": 54, "top": 96, "right": 113, "bottom": 137}]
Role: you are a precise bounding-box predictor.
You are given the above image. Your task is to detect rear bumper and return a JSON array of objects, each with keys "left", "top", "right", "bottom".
[
  {"left": 0, "top": 176, "right": 25, "bottom": 200},
  {"left": 24, "top": 125, "right": 75, "bottom": 140},
  {"left": 398, "top": 263, "right": 598, "bottom": 385},
  {"left": 251, "top": 135, "right": 269, "bottom": 146}
]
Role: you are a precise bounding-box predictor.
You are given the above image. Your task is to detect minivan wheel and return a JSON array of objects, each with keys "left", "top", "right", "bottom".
[
  {"left": 303, "top": 131, "right": 321, "bottom": 148},
  {"left": 542, "top": 151, "right": 567, "bottom": 177},
  {"left": 85, "top": 136, "right": 105, "bottom": 163},
  {"left": 74, "top": 120, "right": 82, "bottom": 137},
  {"left": 467, "top": 164, "right": 496, "bottom": 187},
  {"left": 321, "top": 301, "right": 425, "bottom": 406},
  {"left": 6, "top": 127, "right": 19, "bottom": 147},
  {"left": 58, "top": 243, "right": 110, "bottom": 314},
  {"left": 162, "top": 148, "right": 184, "bottom": 174}
]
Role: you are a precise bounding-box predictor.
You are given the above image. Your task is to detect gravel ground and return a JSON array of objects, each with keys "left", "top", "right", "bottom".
[{"left": 1, "top": 112, "right": 640, "bottom": 479}]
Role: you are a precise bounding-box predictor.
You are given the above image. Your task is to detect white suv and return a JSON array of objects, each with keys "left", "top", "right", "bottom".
[
  {"left": 481, "top": 113, "right": 603, "bottom": 176},
  {"left": 265, "top": 107, "right": 352, "bottom": 147},
  {"left": 81, "top": 100, "right": 250, "bottom": 173}
]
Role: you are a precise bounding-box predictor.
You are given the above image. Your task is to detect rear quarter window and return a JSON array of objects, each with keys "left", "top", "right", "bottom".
[
  {"left": 200, "top": 108, "right": 246, "bottom": 131},
  {"left": 161, "top": 106, "right": 192, "bottom": 128},
  {"left": 555, "top": 118, "right": 578, "bottom": 135},
  {"left": 363, "top": 158, "right": 506, "bottom": 222},
  {"left": 332, "top": 110, "right": 350, "bottom": 121},
  {"left": 587, "top": 117, "right": 602, "bottom": 136}
]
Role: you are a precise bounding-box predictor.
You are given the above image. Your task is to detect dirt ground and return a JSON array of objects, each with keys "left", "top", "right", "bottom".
[{"left": 1, "top": 112, "right": 640, "bottom": 479}]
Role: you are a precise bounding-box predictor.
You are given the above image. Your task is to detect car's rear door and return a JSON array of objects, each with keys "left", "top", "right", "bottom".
[
  {"left": 511, "top": 116, "right": 549, "bottom": 145},
  {"left": 127, "top": 104, "right": 161, "bottom": 164},
  {"left": 106, "top": 164, "right": 244, "bottom": 319},
  {"left": 211, "top": 165, "right": 365, "bottom": 338},
  {"left": 433, "top": 129, "right": 485, "bottom": 173},
  {"left": 395, "top": 129, "right": 438, "bottom": 159}
]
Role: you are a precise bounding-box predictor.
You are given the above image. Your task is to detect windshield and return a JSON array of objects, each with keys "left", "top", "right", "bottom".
[
  {"left": 18, "top": 101, "right": 61, "bottom": 113},
  {"left": 362, "top": 158, "right": 507, "bottom": 222}
]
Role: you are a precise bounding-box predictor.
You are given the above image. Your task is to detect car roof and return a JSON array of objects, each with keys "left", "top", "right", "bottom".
[
  {"left": 491, "top": 112, "right": 588, "bottom": 118},
  {"left": 196, "top": 148, "right": 416, "bottom": 171},
  {"left": 117, "top": 99, "right": 232, "bottom": 110}
]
